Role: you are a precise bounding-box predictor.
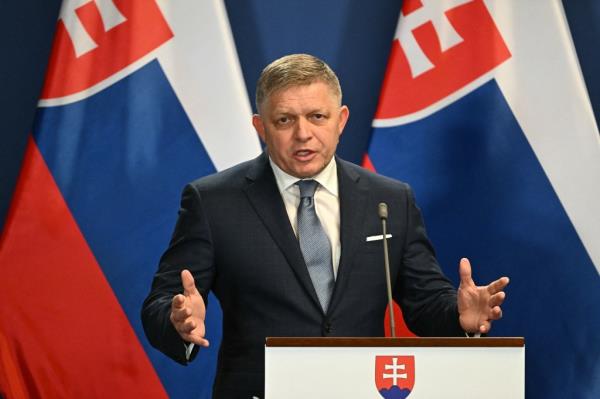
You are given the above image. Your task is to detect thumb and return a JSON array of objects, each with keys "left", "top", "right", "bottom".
[
  {"left": 458, "top": 258, "right": 474, "bottom": 286},
  {"left": 181, "top": 269, "right": 200, "bottom": 297}
]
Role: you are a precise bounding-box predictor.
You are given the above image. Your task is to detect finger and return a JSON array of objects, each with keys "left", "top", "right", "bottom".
[
  {"left": 487, "top": 276, "right": 510, "bottom": 294},
  {"left": 488, "top": 291, "right": 506, "bottom": 308},
  {"left": 171, "top": 310, "right": 198, "bottom": 334},
  {"left": 181, "top": 269, "right": 200, "bottom": 297},
  {"left": 178, "top": 318, "right": 197, "bottom": 334},
  {"left": 489, "top": 305, "right": 503, "bottom": 320},
  {"left": 171, "top": 294, "right": 186, "bottom": 310},
  {"left": 458, "top": 258, "right": 474, "bottom": 286},
  {"left": 479, "top": 320, "right": 492, "bottom": 334},
  {"left": 171, "top": 306, "right": 192, "bottom": 323},
  {"left": 181, "top": 333, "right": 210, "bottom": 347}
]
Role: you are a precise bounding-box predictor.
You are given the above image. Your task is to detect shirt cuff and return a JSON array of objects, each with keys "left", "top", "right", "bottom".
[
  {"left": 184, "top": 342, "right": 195, "bottom": 361},
  {"left": 465, "top": 332, "right": 482, "bottom": 338}
]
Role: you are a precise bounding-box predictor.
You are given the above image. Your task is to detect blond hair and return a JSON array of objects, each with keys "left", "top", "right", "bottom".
[{"left": 255, "top": 54, "right": 342, "bottom": 111}]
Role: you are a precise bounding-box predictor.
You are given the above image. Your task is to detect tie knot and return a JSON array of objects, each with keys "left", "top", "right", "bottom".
[{"left": 297, "top": 179, "right": 318, "bottom": 198}]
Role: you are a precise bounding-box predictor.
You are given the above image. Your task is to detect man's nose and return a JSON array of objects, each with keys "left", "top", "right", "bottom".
[{"left": 294, "top": 117, "right": 312, "bottom": 141}]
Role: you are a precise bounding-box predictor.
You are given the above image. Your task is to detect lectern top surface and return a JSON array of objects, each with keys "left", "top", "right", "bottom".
[{"left": 265, "top": 337, "right": 525, "bottom": 347}]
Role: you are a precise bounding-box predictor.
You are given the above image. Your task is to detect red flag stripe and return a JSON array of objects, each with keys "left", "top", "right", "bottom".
[{"left": 0, "top": 137, "right": 168, "bottom": 398}]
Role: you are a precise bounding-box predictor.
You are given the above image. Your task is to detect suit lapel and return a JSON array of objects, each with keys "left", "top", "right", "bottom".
[
  {"left": 329, "top": 158, "right": 369, "bottom": 313},
  {"left": 243, "top": 153, "right": 323, "bottom": 311}
]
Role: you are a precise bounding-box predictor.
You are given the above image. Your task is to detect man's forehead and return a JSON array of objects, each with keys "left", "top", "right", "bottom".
[
  {"left": 279, "top": 79, "right": 337, "bottom": 92},
  {"left": 264, "top": 82, "right": 340, "bottom": 110}
]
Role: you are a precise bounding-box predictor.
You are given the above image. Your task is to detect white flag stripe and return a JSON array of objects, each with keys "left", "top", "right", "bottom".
[
  {"left": 156, "top": 0, "right": 261, "bottom": 172},
  {"left": 489, "top": 0, "right": 600, "bottom": 274}
]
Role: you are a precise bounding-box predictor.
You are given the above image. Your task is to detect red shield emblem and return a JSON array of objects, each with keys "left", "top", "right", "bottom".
[
  {"left": 375, "top": 0, "right": 511, "bottom": 121},
  {"left": 375, "top": 356, "right": 415, "bottom": 398},
  {"left": 41, "top": 0, "right": 174, "bottom": 100}
]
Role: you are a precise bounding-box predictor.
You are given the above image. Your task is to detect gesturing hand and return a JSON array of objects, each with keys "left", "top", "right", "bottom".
[
  {"left": 170, "top": 269, "right": 209, "bottom": 347},
  {"left": 457, "top": 258, "right": 509, "bottom": 334}
]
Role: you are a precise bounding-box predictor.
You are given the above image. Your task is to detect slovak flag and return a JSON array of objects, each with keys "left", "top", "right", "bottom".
[
  {"left": 0, "top": 1, "right": 260, "bottom": 398},
  {"left": 367, "top": 0, "right": 600, "bottom": 398}
]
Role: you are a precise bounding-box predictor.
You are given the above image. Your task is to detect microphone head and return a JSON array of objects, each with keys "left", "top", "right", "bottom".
[{"left": 378, "top": 202, "right": 388, "bottom": 219}]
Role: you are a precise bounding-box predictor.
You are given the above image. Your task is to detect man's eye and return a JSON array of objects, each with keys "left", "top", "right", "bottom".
[
  {"left": 311, "top": 113, "right": 326, "bottom": 121},
  {"left": 277, "top": 117, "right": 290, "bottom": 124}
]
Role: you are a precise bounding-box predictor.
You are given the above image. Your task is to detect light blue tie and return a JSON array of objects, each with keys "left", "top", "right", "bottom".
[{"left": 296, "top": 180, "right": 334, "bottom": 313}]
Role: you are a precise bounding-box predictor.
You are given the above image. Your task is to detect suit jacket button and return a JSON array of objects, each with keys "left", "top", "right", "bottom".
[{"left": 323, "top": 323, "right": 332, "bottom": 335}]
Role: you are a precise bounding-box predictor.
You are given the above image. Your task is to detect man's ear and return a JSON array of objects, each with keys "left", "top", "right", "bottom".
[
  {"left": 337, "top": 105, "right": 350, "bottom": 137},
  {"left": 252, "top": 114, "right": 266, "bottom": 142}
]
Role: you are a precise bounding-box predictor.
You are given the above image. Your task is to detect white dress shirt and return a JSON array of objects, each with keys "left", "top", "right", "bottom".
[{"left": 269, "top": 157, "right": 341, "bottom": 277}]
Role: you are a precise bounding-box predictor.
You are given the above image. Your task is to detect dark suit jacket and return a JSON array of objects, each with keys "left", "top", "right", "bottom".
[{"left": 142, "top": 153, "right": 463, "bottom": 398}]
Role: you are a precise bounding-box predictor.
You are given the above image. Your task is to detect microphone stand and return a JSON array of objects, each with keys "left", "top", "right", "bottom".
[{"left": 379, "top": 203, "right": 396, "bottom": 338}]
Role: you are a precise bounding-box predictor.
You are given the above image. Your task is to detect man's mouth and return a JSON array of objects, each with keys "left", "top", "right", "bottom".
[{"left": 293, "top": 149, "right": 316, "bottom": 161}]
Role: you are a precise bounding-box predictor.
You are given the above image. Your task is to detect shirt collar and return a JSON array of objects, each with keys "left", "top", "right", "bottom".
[{"left": 269, "top": 156, "right": 339, "bottom": 197}]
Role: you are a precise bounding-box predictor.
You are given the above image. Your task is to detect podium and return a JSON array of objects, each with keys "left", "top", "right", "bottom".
[{"left": 265, "top": 337, "right": 524, "bottom": 398}]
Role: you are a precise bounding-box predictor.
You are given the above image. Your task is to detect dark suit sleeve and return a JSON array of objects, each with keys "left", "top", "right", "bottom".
[
  {"left": 141, "top": 183, "right": 215, "bottom": 364},
  {"left": 394, "top": 185, "right": 464, "bottom": 336}
]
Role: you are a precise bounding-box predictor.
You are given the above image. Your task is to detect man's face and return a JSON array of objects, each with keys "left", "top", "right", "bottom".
[{"left": 252, "top": 81, "right": 349, "bottom": 178}]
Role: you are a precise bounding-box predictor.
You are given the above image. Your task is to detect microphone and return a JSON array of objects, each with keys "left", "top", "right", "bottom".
[{"left": 378, "top": 203, "right": 396, "bottom": 338}]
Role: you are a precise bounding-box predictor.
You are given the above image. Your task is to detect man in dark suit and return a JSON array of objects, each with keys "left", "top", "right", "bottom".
[{"left": 141, "top": 54, "right": 509, "bottom": 398}]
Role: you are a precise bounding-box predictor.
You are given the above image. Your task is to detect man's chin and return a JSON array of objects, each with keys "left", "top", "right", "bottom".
[
  {"left": 290, "top": 164, "right": 324, "bottom": 179},
  {"left": 275, "top": 156, "right": 329, "bottom": 178}
]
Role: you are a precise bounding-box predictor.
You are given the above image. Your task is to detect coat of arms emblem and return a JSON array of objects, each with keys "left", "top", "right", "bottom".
[{"left": 374, "top": 356, "right": 415, "bottom": 398}]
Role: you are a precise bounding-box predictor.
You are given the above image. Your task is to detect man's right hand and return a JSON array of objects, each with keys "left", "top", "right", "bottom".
[{"left": 170, "top": 269, "right": 209, "bottom": 347}]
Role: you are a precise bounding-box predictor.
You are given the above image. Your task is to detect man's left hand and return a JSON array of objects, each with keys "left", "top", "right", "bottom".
[{"left": 457, "top": 258, "right": 509, "bottom": 334}]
